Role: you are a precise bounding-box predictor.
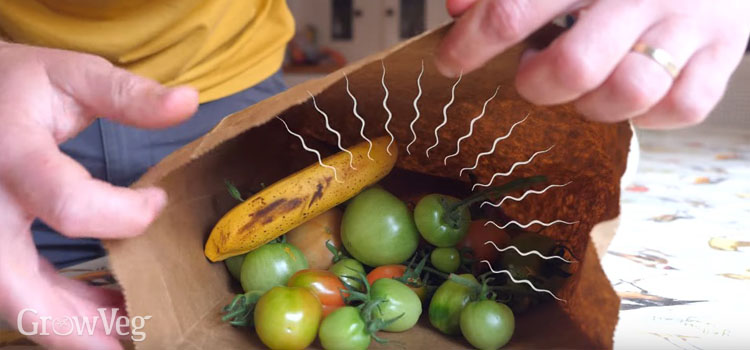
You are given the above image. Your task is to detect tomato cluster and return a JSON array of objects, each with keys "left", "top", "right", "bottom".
[{"left": 217, "top": 176, "right": 574, "bottom": 350}]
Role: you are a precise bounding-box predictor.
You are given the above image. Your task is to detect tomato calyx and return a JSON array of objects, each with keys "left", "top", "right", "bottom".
[
  {"left": 393, "top": 253, "right": 428, "bottom": 289},
  {"left": 341, "top": 269, "right": 374, "bottom": 305},
  {"left": 326, "top": 240, "right": 346, "bottom": 263},
  {"left": 221, "top": 290, "right": 264, "bottom": 327},
  {"left": 439, "top": 196, "right": 465, "bottom": 230},
  {"left": 330, "top": 259, "right": 366, "bottom": 291},
  {"left": 447, "top": 272, "right": 525, "bottom": 303},
  {"left": 339, "top": 271, "right": 404, "bottom": 344},
  {"left": 327, "top": 242, "right": 368, "bottom": 290},
  {"left": 360, "top": 299, "right": 403, "bottom": 344}
]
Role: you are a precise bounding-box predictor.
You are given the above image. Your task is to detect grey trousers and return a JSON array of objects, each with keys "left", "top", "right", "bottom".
[{"left": 33, "top": 72, "right": 287, "bottom": 268}]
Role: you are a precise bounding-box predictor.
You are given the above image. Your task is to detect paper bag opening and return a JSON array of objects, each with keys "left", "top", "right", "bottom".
[{"left": 106, "top": 24, "right": 629, "bottom": 350}]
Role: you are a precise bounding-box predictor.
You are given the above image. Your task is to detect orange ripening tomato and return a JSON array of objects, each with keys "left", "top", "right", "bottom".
[
  {"left": 457, "top": 220, "right": 511, "bottom": 273},
  {"left": 367, "top": 265, "right": 426, "bottom": 302},
  {"left": 366, "top": 265, "right": 407, "bottom": 285},
  {"left": 286, "top": 208, "right": 343, "bottom": 270},
  {"left": 288, "top": 269, "right": 346, "bottom": 317}
]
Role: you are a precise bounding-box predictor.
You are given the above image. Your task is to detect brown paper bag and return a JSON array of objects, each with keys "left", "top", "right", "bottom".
[{"left": 106, "top": 23, "right": 629, "bottom": 350}]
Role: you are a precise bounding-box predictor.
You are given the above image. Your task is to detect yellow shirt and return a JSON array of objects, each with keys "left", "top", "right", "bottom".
[{"left": 0, "top": 0, "right": 294, "bottom": 103}]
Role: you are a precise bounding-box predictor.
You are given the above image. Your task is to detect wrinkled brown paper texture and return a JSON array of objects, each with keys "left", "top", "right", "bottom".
[{"left": 106, "top": 24, "right": 629, "bottom": 350}]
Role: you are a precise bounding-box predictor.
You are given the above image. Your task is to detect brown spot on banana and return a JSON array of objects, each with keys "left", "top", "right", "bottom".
[
  {"left": 309, "top": 183, "right": 324, "bottom": 208},
  {"left": 308, "top": 176, "right": 332, "bottom": 209},
  {"left": 241, "top": 197, "right": 305, "bottom": 233}
]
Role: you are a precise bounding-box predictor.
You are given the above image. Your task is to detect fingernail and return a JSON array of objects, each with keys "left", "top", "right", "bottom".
[{"left": 137, "top": 187, "right": 168, "bottom": 213}]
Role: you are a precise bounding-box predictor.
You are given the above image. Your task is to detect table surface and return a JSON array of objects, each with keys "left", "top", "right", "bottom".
[{"left": 605, "top": 126, "right": 750, "bottom": 349}]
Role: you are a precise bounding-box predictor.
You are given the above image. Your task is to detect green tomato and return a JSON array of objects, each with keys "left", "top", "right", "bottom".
[
  {"left": 254, "top": 286, "right": 322, "bottom": 350},
  {"left": 225, "top": 253, "right": 245, "bottom": 281},
  {"left": 460, "top": 300, "right": 515, "bottom": 350},
  {"left": 428, "top": 274, "right": 477, "bottom": 335},
  {"left": 370, "top": 278, "right": 422, "bottom": 332},
  {"left": 341, "top": 188, "right": 419, "bottom": 266},
  {"left": 431, "top": 247, "right": 461, "bottom": 273},
  {"left": 328, "top": 258, "right": 366, "bottom": 290},
  {"left": 241, "top": 243, "right": 308, "bottom": 293},
  {"left": 318, "top": 306, "right": 371, "bottom": 350},
  {"left": 414, "top": 194, "right": 470, "bottom": 247}
]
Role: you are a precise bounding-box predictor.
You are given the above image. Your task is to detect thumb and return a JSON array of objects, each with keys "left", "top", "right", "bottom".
[
  {"left": 446, "top": 0, "right": 478, "bottom": 17},
  {"left": 435, "top": 0, "right": 580, "bottom": 77},
  {"left": 46, "top": 54, "right": 199, "bottom": 128}
]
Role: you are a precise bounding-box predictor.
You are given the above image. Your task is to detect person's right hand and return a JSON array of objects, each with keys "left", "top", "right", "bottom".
[{"left": 0, "top": 42, "right": 198, "bottom": 349}]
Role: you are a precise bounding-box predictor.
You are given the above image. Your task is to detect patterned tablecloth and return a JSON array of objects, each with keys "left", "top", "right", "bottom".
[{"left": 606, "top": 126, "right": 750, "bottom": 349}]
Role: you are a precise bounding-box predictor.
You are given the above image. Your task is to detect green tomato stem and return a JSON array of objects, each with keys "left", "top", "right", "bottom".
[
  {"left": 478, "top": 277, "right": 495, "bottom": 301},
  {"left": 448, "top": 273, "right": 482, "bottom": 290},
  {"left": 361, "top": 298, "right": 403, "bottom": 341},
  {"left": 326, "top": 240, "right": 345, "bottom": 263},
  {"left": 396, "top": 253, "right": 429, "bottom": 287},
  {"left": 446, "top": 175, "right": 548, "bottom": 214},
  {"left": 341, "top": 268, "right": 372, "bottom": 305},
  {"left": 421, "top": 265, "right": 451, "bottom": 280},
  {"left": 220, "top": 290, "right": 263, "bottom": 327}
]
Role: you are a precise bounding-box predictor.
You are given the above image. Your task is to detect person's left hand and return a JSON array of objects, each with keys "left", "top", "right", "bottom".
[{"left": 436, "top": 0, "right": 750, "bottom": 129}]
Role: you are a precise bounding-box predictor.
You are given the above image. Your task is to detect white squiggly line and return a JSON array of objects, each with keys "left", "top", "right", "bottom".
[
  {"left": 443, "top": 86, "right": 499, "bottom": 165},
  {"left": 459, "top": 114, "right": 529, "bottom": 176},
  {"left": 381, "top": 60, "right": 395, "bottom": 156},
  {"left": 277, "top": 117, "right": 342, "bottom": 183},
  {"left": 426, "top": 71, "right": 462, "bottom": 158},
  {"left": 406, "top": 60, "right": 424, "bottom": 156},
  {"left": 484, "top": 219, "right": 578, "bottom": 230},
  {"left": 480, "top": 182, "right": 572, "bottom": 208},
  {"left": 484, "top": 241, "right": 574, "bottom": 263},
  {"left": 344, "top": 73, "right": 374, "bottom": 161},
  {"left": 480, "top": 260, "right": 566, "bottom": 302},
  {"left": 307, "top": 91, "right": 356, "bottom": 170},
  {"left": 471, "top": 145, "right": 555, "bottom": 191}
]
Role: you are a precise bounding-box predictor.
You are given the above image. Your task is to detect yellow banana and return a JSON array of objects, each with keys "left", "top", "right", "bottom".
[{"left": 205, "top": 136, "right": 398, "bottom": 262}]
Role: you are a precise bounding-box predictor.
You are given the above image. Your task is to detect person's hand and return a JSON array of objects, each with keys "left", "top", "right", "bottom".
[
  {"left": 436, "top": 0, "right": 750, "bottom": 128},
  {"left": 0, "top": 42, "right": 198, "bottom": 349}
]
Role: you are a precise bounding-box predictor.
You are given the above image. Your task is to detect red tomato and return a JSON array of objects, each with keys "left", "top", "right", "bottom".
[
  {"left": 457, "top": 220, "right": 511, "bottom": 273},
  {"left": 287, "top": 269, "right": 346, "bottom": 317},
  {"left": 367, "top": 265, "right": 426, "bottom": 302},
  {"left": 366, "top": 265, "right": 407, "bottom": 285}
]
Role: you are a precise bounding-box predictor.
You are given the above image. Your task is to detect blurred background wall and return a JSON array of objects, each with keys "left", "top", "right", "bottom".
[{"left": 283, "top": 0, "right": 450, "bottom": 86}]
